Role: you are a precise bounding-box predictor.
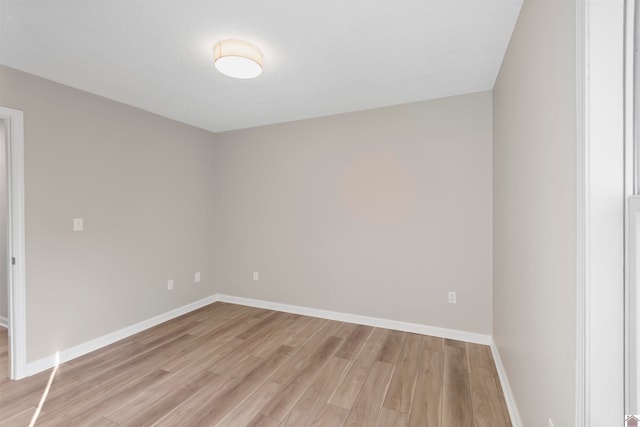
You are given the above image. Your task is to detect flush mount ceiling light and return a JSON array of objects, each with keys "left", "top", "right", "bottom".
[{"left": 213, "top": 39, "right": 263, "bottom": 79}]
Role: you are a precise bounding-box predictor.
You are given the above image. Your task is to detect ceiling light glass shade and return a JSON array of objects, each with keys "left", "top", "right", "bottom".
[{"left": 213, "top": 40, "right": 263, "bottom": 79}]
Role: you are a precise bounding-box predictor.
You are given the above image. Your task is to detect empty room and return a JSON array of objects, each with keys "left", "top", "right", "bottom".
[{"left": 0, "top": 0, "right": 628, "bottom": 426}]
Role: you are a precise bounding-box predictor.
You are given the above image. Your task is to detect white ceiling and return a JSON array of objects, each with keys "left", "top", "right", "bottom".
[{"left": 0, "top": 0, "right": 522, "bottom": 133}]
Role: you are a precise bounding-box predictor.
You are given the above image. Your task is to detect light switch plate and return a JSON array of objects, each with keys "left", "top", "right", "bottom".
[
  {"left": 73, "top": 218, "right": 83, "bottom": 232},
  {"left": 195, "top": 272, "right": 201, "bottom": 283},
  {"left": 448, "top": 291, "right": 457, "bottom": 304}
]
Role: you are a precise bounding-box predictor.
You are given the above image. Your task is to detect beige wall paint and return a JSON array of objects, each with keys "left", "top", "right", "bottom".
[
  {"left": 493, "top": 0, "right": 576, "bottom": 426},
  {"left": 0, "top": 64, "right": 493, "bottom": 363},
  {"left": 0, "top": 65, "right": 220, "bottom": 361},
  {"left": 215, "top": 92, "right": 493, "bottom": 334}
]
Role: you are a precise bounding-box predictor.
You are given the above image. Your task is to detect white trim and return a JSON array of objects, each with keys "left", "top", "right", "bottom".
[
  {"left": 579, "top": 0, "right": 626, "bottom": 424},
  {"left": 0, "top": 315, "right": 7, "bottom": 328},
  {"left": 25, "top": 294, "right": 217, "bottom": 376},
  {"left": 575, "top": 0, "right": 587, "bottom": 424},
  {"left": 490, "top": 339, "right": 523, "bottom": 427},
  {"left": 0, "top": 106, "right": 26, "bottom": 381},
  {"left": 626, "top": 0, "right": 638, "bottom": 416},
  {"left": 628, "top": 196, "right": 640, "bottom": 412},
  {"left": 25, "top": 292, "right": 494, "bottom": 376},
  {"left": 215, "top": 294, "right": 492, "bottom": 345}
]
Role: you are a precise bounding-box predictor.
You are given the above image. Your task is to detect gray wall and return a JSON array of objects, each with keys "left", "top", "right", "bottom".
[
  {"left": 0, "top": 64, "right": 495, "bottom": 362},
  {"left": 215, "top": 92, "right": 493, "bottom": 334},
  {"left": 492, "top": 0, "right": 576, "bottom": 426},
  {"left": 0, "top": 65, "right": 220, "bottom": 361}
]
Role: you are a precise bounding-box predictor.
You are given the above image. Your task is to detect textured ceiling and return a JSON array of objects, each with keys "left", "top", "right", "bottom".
[{"left": 0, "top": 0, "right": 522, "bottom": 132}]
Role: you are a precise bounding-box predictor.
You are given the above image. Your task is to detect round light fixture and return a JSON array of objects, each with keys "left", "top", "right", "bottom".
[{"left": 213, "top": 39, "right": 263, "bottom": 79}]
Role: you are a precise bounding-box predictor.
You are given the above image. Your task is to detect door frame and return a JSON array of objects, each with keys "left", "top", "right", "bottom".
[
  {"left": 576, "top": 0, "right": 626, "bottom": 424},
  {"left": 0, "top": 106, "right": 27, "bottom": 380}
]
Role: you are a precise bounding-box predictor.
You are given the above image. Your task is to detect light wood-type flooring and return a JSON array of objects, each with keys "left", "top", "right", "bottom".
[{"left": 0, "top": 303, "right": 511, "bottom": 426}]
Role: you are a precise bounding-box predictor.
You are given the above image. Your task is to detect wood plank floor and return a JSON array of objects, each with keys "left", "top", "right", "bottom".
[{"left": 0, "top": 303, "right": 511, "bottom": 426}]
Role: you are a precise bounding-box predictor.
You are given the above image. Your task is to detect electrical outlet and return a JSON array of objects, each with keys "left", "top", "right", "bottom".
[
  {"left": 195, "top": 272, "right": 201, "bottom": 283},
  {"left": 253, "top": 272, "right": 259, "bottom": 281},
  {"left": 167, "top": 280, "right": 174, "bottom": 291},
  {"left": 448, "top": 291, "right": 457, "bottom": 304}
]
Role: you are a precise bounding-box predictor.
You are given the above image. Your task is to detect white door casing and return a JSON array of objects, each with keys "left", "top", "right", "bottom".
[{"left": 0, "top": 106, "right": 27, "bottom": 380}]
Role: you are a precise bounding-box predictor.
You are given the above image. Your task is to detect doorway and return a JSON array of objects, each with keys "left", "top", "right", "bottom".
[{"left": 0, "top": 106, "right": 26, "bottom": 380}]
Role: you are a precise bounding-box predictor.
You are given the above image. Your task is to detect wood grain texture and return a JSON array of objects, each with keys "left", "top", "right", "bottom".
[
  {"left": 0, "top": 304, "right": 511, "bottom": 426},
  {"left": 467, "top": 342, "right": 512, "bottom": 427},
  {"left": 377, "top": 330, "right": 406, "bottom": 364},
  {"left": 0, "top": 406, "right": 40, "bottom": 427},
  {"left": 466, "top": 342, "right": 495, "bottom": 378},
  {"left": 378, "top": 408, "right": 409, "bottom": 427},
  {"left": 442, "top": 342, "right": 474, "bottom": 427},
  {"left": 334, "top": 324, "right": 373, "bottom": 360},
  {"left": 85, "top": 417, "right": 120, "bottom": 427},
  {"left": 408, "top": 350, "right": 443, "bottom": 427},
  {"left": 469, "top": 373, "right": 510, "bottom": 427},
  {"left": 261, "top": 336, "right": 342, "bottom": 420},
  {"left": 328, "top": 328, "right": 388, "bottom": 410},
  {"left": 217, "top": 381, "right": 282, "bottom": 427},
  {"left": 109, "top": 371, "right": 220, "bottom": 426},
  {"left": 311, "top": 404, "right": 350, "bottom": 427},
  {"left": 246, "top": 414, "right": 281, "bottom": 427},
  {"left": 280, "top": 357, "right": 350, "bottom": 427},
  {"left": 344, "top": 361, "right": 394, "bottom": 427},
  {"left": 486, "top": 346, "right": 512, "bottom": 426},
  {"left": 383, "top": 332, "right": 422, "bottom": 413}
]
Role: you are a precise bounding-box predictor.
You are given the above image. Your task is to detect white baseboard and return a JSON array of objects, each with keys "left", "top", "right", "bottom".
[
  {"left": 216, "top": 294, "right": 492, "bottom": 345},
  {"left": 25, "top": 292, "right": 493, "bottom": 380},
  {"left": 0, "top": 315, "right": 7, "bottom": 328},
  {"left": 490, "top": 338, "right": 523, "bottom": 427},
  {"left": 26, "top": 294, "right": 218, "bottom": 376}
]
